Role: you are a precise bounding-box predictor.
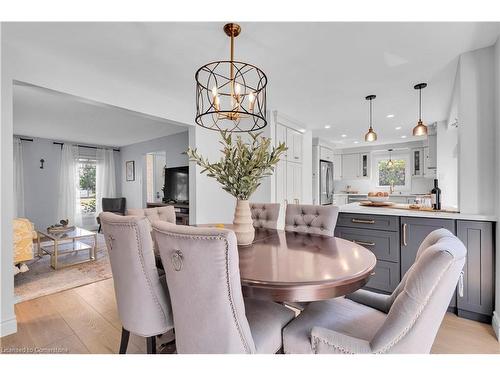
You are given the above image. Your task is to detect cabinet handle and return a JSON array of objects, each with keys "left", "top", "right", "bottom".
[
  {"left": 353, "top": 240, "right": 376, "bottom": 247},
  {"left": 351, "top": 218, "right": 375, "bottom": 224},
  {"left": 294, "top": 156, "right": 299, "bottom": 160},
  {"left": 402, "top": 223, "right": 408, "bottom": 246}
]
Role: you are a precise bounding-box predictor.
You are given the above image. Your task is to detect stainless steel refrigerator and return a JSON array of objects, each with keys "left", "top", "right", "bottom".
[{"left": 320, "top": 159, "right": 334, "bottom": 205}]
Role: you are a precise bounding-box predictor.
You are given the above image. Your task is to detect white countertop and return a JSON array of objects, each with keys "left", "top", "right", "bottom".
[
  {"left": 334, "top": 192, "right": 428, "bottom": 197},
  {"left": 339, "top": 202, "right": 497, "bottom": 222}
]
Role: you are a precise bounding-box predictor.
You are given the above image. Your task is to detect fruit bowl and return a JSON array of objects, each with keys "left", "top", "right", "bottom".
[
  {"left": 367, "top": 192, "right": 390, "bottom": 203},
  {"left": 368, "top": 196, "right": 390, "bottom": 203}
]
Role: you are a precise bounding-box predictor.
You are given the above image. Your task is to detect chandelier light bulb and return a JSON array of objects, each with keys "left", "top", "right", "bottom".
[
  {"left": 213, "top": 95, "right": 220, "bottom": 111},
  {"left": 248, "top": 92, "right": 256, "bottom": 111},
  {"left": 211, "top": 85, "right": 218, "bottom": 98}
]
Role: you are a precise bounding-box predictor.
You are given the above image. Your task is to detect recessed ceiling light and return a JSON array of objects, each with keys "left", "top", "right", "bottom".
[
  {"left": 324, "top": 125, "right": 331, "bottom": 129},
  {"left": 298, "top": 128, "right": 306, "bottom": 133},
  {"left": 341, "top": 134, "right": 347, "bottom": 138},
  {"left": 401, "top": 135, "right": 407, "bottom": 139},
  {"left": 353, "top": 141, "right": 359, "bottom": 144},
  {"left": 395, "top": 126, "right": 402, "bottom": 130},
  {"left": 387, "top": 114, "right": 395, "bottom": 118}
]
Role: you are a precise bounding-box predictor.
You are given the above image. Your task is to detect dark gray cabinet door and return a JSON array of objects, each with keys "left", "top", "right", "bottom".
[
  {"left": 400, "top": 217, "right": 456, "bottom": 276},
  {"left": 365, "top": 260, "right": 400, "bottom": 293},
  {"left": 456, "top": 220, "right": 494, "bottom": 322}
]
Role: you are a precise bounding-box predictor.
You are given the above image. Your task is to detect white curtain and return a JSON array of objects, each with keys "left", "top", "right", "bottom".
[
  {"left": 57, "top": 144, "right": 79, "bottom": 225},
  {"left": 96, "top": 148, "right": 117, "bottom": 215},
  {"left": 13, "top": 137, "right": 25, "bottom": 217}
]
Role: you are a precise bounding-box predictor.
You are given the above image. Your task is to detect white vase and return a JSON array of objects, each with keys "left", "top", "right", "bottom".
[{"left": 232, "top": 199, "right": 255, "bottom": 246}]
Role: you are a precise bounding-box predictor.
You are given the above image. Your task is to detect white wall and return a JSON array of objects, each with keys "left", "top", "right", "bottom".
[
  {"left": 457, "top": 46, "right": 496, "bottom": 215},
  {"left": 192, "top": 124, "right": 274, "bottom": 225},
  {"left": 120, "top": 131, "right": 189, "bottom": 209},
  {"left": 436, "top": 121, "right": 458, "bottom": 208},
  {"left": 302, "top": 130, "right": 313, "bottom": 204},
  {"left": 494, "top": 37, "right": 500, "bottom": 340},
  {"left": 455, "top": 43, "right": 499, "bottom": 339},
  {"left": 0, "top": 26, "right": 195, "bottom": 336},
  {"left": 15, "top": 137, "right": 121, "bottom": 230},
  {"left": 1, "top": 23, "right": 18, "bottom": 337}
]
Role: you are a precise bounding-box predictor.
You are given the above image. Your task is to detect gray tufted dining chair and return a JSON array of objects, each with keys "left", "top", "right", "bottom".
[
  {"left": 100, "top": 212, "right": 174, "bottom": 354},
  {"left": 152, "top": 222, "right": 295, "bottom": 354},
  {"left": 285, "top": 204, "right": 339, "bottom": 237},
  {"left": 250, "top": 203, "right": 280, "bottom": 229},
  {"left": 283, "top": 229, "right": 466, "bottom": 354}
]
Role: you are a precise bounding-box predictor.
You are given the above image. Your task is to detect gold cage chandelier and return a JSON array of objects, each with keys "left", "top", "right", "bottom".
[{"left": 195, "top": 23, "right": 268, "bottom": 132}]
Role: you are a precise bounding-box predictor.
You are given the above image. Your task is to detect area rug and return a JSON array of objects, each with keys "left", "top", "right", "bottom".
[{"left": 14, "top": 234, "right": 112, "bottom": 303}]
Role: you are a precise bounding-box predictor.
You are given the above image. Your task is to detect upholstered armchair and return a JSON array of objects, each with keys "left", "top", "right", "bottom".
[
  {"left": 97, "top": 197, "right": 126, "bottom": 232},
  {"left": 284, "top": 204, "right": 339, "bottom": 237},
  {"left": 152, "top": 222, "right": 295, "bottom": 354},
  {"left": 250, "top": 203, "right": 280, "bottom": 229},
  {"left": 283, "top": 229, "right": 466, "bottom": 354},
  {"left": 13, "top": 218, "right": 36, "bottom": 274},
  {"left": 99, "top": 212, "right": 174, "bottom": 354}
]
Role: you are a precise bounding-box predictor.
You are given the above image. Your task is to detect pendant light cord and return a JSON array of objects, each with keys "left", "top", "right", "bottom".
[
  {"left": 369, "top": 98, "right": 373, "bottom": 129},
  {"left": 419, "top": 87, "right": 422, "bottom": 121}
]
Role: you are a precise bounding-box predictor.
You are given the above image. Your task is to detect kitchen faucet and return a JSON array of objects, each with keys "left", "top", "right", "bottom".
[{"left": 389, "top": 182, "right": 395, "bottom": 194}]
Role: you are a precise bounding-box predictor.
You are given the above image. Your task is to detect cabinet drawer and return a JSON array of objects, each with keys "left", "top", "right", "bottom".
[
  {"left": 365, "top": 260, "right": 400, "bottom": 293},
  {"left": 337, "top": 213, "right": 399, "bottom": 232},
  {"left": 335, "top": 226, "right": 400, "bottom": 262}
]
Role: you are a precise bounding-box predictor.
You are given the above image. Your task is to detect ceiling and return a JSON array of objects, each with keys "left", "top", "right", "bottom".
[
  {"left": 13, "top": 83, "right": 188, "bottom": 147},
  {"left": 6, "top": 22, "right": 500, "bottom": 147}
]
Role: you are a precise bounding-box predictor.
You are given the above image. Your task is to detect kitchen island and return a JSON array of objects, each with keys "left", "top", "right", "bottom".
[{"left": 335, "top": 202, "right": 496, "bottom": 323}]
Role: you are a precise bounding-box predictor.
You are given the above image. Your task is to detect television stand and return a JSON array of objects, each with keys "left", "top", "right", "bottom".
[{"left": 146, "top": 202, "right": 189, "bottom": 225}]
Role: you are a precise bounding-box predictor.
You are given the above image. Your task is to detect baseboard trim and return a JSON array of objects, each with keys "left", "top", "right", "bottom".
[
  {"left": 0, "top": 316, "right": 17, "bottom": 338},
  {"left": 493, "top": 311, "right": 500, "bottom": 341}
]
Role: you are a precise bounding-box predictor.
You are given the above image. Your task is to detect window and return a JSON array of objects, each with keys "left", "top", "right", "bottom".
[
  {"left": 77, "top": 157, "right": 96, "bottom": 215},
  {"left": 375, "top": 152, "right": 410, "bottom": 190}
]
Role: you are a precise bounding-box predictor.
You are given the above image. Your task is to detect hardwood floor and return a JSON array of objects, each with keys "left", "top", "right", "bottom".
[{"left": 1, "top": 278, "right": 499, "bottom": 354}]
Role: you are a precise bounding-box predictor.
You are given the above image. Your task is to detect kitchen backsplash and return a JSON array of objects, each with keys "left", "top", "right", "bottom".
[{"left": 334, "top": 176, "right": 434, "bottom": 194}]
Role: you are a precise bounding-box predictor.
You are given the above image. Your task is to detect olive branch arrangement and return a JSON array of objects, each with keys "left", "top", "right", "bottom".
[{"left": 186, "top": 130, "right": 287, "bottom": 200}]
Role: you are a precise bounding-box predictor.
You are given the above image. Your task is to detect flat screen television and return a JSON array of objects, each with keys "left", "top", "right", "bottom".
[{"left": 163, "top": 166, "right": 189, "bottom": 203}]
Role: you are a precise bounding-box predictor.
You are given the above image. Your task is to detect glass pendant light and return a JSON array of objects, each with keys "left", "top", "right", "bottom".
[
  {"left": 412, "top": 83, "right": 428, "bottom": 136},
  {"left": 364, "top": 95, "right": 377, "bottom": 142},
  {"left": 387, "top": 149, "right": 394, "bottom": 167}
]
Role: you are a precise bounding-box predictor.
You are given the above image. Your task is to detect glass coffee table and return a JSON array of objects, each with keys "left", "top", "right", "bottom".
[{"left": 37, "top": 227, "right": 97, "bottom": 269}]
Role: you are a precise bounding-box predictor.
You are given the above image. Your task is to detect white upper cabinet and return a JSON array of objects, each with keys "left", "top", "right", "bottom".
[
  {"left": 288, "top": 128, "right": 303, "bottom": 163},
  {"left": 276, "top": 124, "right": 288, "bottom": 161},
  {"left": 411, "top": 147, "right": 424, "bottom": 176},
  {"left": 425, "top": 133, "right": 437, "bottom": 170},
  {"left": 359, "top": 153, "right": 370, "bottom": 178},
  {"left": 277, "top": 124, "right": 303, "bottom": 163},
  {"left": 341, "top": 152, "right": 370, "bottom": 179},
  {"left": 341, "top": 153, "right": 360, "bottom": 179},
  {"left": 333, "top": 153, "right": 342, "bottom": 180},
  {"left": 320, "top": 146, "right": 334, "bottom": 161}
]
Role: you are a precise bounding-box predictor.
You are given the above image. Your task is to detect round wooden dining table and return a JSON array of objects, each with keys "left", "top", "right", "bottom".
[{"left": 236, "top": 228, "right": 377, "bottom": 303}]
